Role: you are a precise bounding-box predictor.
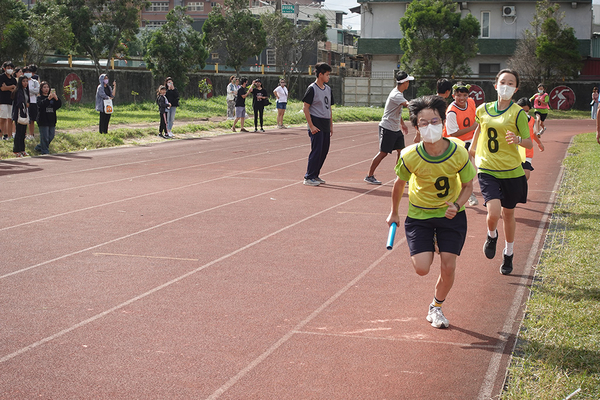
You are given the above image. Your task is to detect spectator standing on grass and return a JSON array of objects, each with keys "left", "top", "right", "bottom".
[
  {"left": 95, "top": 74, "right": 116, "bottom": 134},
  {"left": 11, "top": 75, "right": 30, "bottom": 157},
  {"left": 364, "top": 70, "right": 412, "bottom": 185},
  {"left": 0, "top": 61, "right": 17, "bottom": 140},
  {"left": 25, "top": 66, "right": 40, "bottom": 141},
  {"left": 302, "top": 62, "right": 334, "bottom": 187},
  {"left": 164, "top": 77, "right": 178, "bottom": 138},
  {"left": 273, "top": 78, "right": 288, "bottom": 129},
  {"left": 34, "top": 81, "right": 62, "bottom": 155},
  {"left": 591, "top": 87, "right": 598, "bottom": 120},
  {"left": 226, "top": 76, "right": 238, "bottom": 120},
  {"left": 156, "top": 85, "right": 170, "bottom": 139},
  {"left": 232, "top": 77, "right": 252, "bottom": 132},
  {"left": 252, "top": 79, "right": 268, "bottom": 132}
]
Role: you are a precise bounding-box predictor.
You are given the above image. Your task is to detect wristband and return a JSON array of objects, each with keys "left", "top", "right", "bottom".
[
  {"left": 453, "top": 202, "right": 460, "bottom": 211},
  {"left": 518, "top": 136, "right": 522, "bottom": 144}
]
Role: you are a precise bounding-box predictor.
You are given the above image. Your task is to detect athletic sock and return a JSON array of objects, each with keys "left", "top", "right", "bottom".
[
  {"left": 430, "top": 297, "right": 445, "bottom": 309},
  {"left": 488, "top": 230, "right": 497, "bottom": 238},
  {"left": 504, "top": 242, "right": 514, "bottom": 256}
]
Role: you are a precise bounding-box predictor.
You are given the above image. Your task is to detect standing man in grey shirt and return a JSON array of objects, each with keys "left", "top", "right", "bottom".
[
  {"left": 364, "top": 71, "right": 413, "bottom": 184},
  {"left": 302, "top": 62, "right": 334, "bottom": 186}
]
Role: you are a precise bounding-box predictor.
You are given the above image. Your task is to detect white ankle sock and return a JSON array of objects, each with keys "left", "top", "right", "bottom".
[
  {"left": 488, "top": 230, "right": 497, "bottom": 238},
  {"left": 504, "top": 242, "right": 514, "bottom": 256}
]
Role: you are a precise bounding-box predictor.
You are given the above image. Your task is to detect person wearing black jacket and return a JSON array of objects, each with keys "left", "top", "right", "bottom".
[
  {"left": 156, "top": 85, "right": 170, "bottom": 138},
  {"left": 11, "top": 75, "right": 29, "bottom": 157},
  {"left": 34, "top": 81, "right": 62, "bottom": 155},
  {"left": 165, "top": 77, "right": 179, "bottom": 138},
  {"left": 252, "top": 79, "right": 268, "bottom": 132}
]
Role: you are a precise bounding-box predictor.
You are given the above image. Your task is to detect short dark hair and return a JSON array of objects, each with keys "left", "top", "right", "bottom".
[
  {"left": 314, "top": 62, "right": 332, "bottom": 77},
  {"left": 396, "top": 70, "right": 410, "bottom": 82},
  {"left": 239, "top": 77, "right": 248, "bottom": 85},
  {"left": 537, "top": 83, "right": 544, "bottom": 89},
  {"left": 2, "top": 61, "right": 14, "bottom": 69},
  {"left": 408, "top": 95, "right": 448, "bottom": 128},
  {"left": 452, "top": 82, "right": 470, "bottom": 94},
  {"left": 27, "top": 64, "right": 38, "bottom": 73},
  {"left": 23, "top": 66, "right": 31, "bottom": 73},
  {"left": 437, "top": 78, "right": 452, "bottom": 95},
  {"left": 495, "top": 69, "right": 520, "bottom": 88},
  {"left": 164, "top": 76, "right": 174, "bottom": 86},
  {"left": 516, "top": 97, "right": 532, "bottom": 109}
]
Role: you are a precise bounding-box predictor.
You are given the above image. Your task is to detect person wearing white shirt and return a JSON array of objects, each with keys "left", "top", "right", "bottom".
[
  {"left": 273, "top": 78, "right": 288, "bottom": 129},
  {"left": 24, "top": 66, "right": 40, "bottom": 140}
]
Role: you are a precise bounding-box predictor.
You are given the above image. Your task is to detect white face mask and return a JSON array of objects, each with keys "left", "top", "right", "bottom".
[
  {"left": 6, "top": 69, "right": 13, "bottom": 75},
  {"left": 497, "top": 85, "right": 516, "bottom": 101},
  {"left": 538, "top": 89, "right": 544, "bottom": 94},
  {"left": 24, "top": 73, "right": 32, "bottom": 78},
  {"left": 104, "top": 79, "right": 109, "bottom": 85},
  {"left": 420, "top": 123, "right": 444, "bottom": 143}
]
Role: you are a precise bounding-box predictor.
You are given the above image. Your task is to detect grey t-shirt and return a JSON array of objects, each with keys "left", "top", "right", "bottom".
[
  {"left": 379, "top": 87, "right": 407, "bottom": 132},
  {"left": 302, "top": 82, "right": 334, "bottom": 120}
]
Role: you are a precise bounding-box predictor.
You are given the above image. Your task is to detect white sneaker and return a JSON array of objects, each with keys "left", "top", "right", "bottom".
[
  {"left": 303, "top": 178, "right": 320, "bottom": 186},
  {"left": 426, "top": 306, "right": 449, "bottom": 328},
  {"left": 168, "top": 132, "right": 174, "bottom": 138},
  {"left": 468, "top": 193, "right": 479, "bottom": 206}
]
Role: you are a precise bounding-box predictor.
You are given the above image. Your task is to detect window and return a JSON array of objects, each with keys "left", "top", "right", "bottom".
[
  {"left": 148, "top": 2, "right": 169, "bottom": 11},
  {"left": 187, "top": 2, "right": 204, "bottom": 11},
  {"left": 211, "top": 53, "right": 219, "bottom": 60},
  {"left": 145, "top": 21, "right": 166, "bottom": 29},
  {"left": 210, "top": 2, "right": 218, "bottom": 6},
  {"left": 481, "top": 11, "right": 490, "bottom": 38},
  {"left": 479, "top": 63, "right": 500, "bottom": 76},
  {"left": 266, "top": 49, "right": 276, "bottom": 66}
]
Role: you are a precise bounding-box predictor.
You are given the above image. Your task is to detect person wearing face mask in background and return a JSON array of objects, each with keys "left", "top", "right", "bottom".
[
  {"left": 387, "top": 95, "right": 476, "bottom": 329},
  {"left": 0, "top": 61, "right": 17, "bottom": 140},
  {"left": 530, "top": 83, "right": 549, "bottom": 137},
  {"left": 443, "top": 82, "right": 479, "bottom": 206},
  {"left": 469, "top": 69, "right": 533, "bottom": 276},
  {"left": 95, "top": 74, "right": 116, "bottom": 134},
  {"left": 24, "top": 67, "right": 40, "bottom": 140}
]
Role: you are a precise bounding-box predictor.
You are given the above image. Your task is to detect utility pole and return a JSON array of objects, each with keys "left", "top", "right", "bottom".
[{"left": 276, "top": 0, "right": 281, "bottom": 13}]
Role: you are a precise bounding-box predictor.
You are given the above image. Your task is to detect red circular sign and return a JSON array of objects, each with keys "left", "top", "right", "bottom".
[
  {"left": 62, "top": 73, "right": 83, "bottom": 104},
  {"left": 549, "top": 86, "right": 576, "bottom": 110},
  {"left": 468, "top": 84, "right": 485, "bottom": 107}
]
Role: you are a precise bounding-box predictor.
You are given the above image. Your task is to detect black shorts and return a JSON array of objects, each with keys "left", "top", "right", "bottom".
[
  {"left": 534, "top": 111, "right": 548, "bottom": 121},
  {"left": 522, "top": 161, "right": 534, "bottom": 171},
  {"left": 379, "top": 126, "right": 405, "bottom": 154},
  {"left": 478, "top": 172, "right": 528, "bottom": 209},
  {"left": 28, "top": 103, "right": 38, "bottom": 123},
  {"left": 405, "top": 211, "right": 468, "bottom": 256}
]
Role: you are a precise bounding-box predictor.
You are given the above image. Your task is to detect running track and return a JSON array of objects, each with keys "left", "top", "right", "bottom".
[{"left": 0, "top": 119, "right": 595, "bottom": 399}]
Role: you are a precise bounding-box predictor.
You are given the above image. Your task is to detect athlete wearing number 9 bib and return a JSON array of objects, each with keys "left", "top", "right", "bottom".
[
  {"left": 470, "top": 69, "right": 533, "bottom": 276},
  {"left": 387, "top": 95, "right": 476, "bottom": 329}
]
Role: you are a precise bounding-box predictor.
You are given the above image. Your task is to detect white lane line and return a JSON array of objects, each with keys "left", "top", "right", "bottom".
[
  {"left": 476, "top": 138, "right": 570, "bottom": 400},
  {"left": 0, "top": 140, "right": 373, "bottom": 233},
  {"left": 294, "top": 330, "right": 498, "bottom": 349},
  {"left": 93, "top": 253, "right": 199, "bottom": 262},
  {"left": 206, "top": 238, "right": 404, "bottom": 400},
  {"left": 0, "top": 158, "right": 376, "bottom": 280},
  {"left": 0, "top": 182, "right": 388, "bottom": 364},
  {"left": 0, "top": 131, "right": 373, "bottom": 204}
]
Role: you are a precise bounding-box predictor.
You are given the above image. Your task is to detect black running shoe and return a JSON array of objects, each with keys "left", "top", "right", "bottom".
[
  {"left": 483, "top": 231, "right": 498, "bottom": 259},
  {"left": 500, "top": 253, "right": 513, "bottom": 275}
]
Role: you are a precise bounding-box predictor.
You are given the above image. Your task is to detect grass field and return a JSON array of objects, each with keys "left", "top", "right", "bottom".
[{"left": 502, "top": 132, "right": 600, "bottom": 399}]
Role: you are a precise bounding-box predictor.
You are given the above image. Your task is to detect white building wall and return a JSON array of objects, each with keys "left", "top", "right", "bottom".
[{"left": 361, "top": 3, "right": 404, "bottom": 38}]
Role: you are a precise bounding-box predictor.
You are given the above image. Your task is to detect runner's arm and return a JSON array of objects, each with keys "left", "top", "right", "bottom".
[{"left": 387, "top": 177, "right": 406, "bottom": 227}]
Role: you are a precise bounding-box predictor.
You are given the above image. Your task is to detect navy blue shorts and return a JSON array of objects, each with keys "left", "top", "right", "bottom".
[
  {"left": 478, "top": 172, "right": 528, "bottom": 209},
  {"left": 404, "top": 211, "right": 467, "bottom": 256},
  {"left": 379, "top": 126, "right": 405, "bottom": 154},
  {"left": 534, "top": 111, "right": 548, "bottom": 121},
  {"left": 276, "top": 102, "right": 287, "bottom": 110}
]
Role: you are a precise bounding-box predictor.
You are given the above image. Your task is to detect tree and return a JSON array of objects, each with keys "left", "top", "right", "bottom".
[
  {"left": 260, "top": 12, "right": 326, "bottom": 77},
  {"left": 202, "top": 0, "right": 267, "bottom": 74},
  {"left": 508, "top": 0, "right": 582, "bottom": 84},
  {"left": 58, "top": 0, "right": 149, "bottom": 75},
  {"left": 0, "top": 0, "right": 30, "bottom": 63},
  {"left": 399, "top": 0, "right": 479, "bottom": 79},
  {"left": 144, "top": 6, "right": 208, "bottom": 89},
  {"left": 27, "top": 0, "right": 75, "bottom": 66}
]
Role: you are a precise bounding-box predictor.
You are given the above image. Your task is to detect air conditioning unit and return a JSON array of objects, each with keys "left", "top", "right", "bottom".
[{"left": 502, "top": 5, "right": 516, "bottom": 17}]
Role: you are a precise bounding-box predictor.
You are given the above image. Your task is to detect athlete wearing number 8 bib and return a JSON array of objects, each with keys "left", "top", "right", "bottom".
[{"left": 470, "top": 69, "right": 533, "bottom": 276}]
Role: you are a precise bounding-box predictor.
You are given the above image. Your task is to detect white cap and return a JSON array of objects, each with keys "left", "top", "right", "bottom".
[{"left": 397, "top": 75, "right": 415, "bottom": 84}]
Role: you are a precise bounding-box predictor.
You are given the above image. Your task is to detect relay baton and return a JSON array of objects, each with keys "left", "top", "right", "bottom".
[{"left": 386, "top": 222, "right": 397, "bottom": 250}]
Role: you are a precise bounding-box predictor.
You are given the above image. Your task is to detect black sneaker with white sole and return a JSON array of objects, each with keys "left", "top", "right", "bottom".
[
  {"left": 483, "top": 231, "right": 498, "bottom": 259},
  {"left": 500, "top": 254, "right": 513, "bottom": 275}
]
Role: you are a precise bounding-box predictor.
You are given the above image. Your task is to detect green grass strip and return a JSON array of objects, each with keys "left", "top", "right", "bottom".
[{"left": 502, "top": 132, "right": 600, "bottom": 399}]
